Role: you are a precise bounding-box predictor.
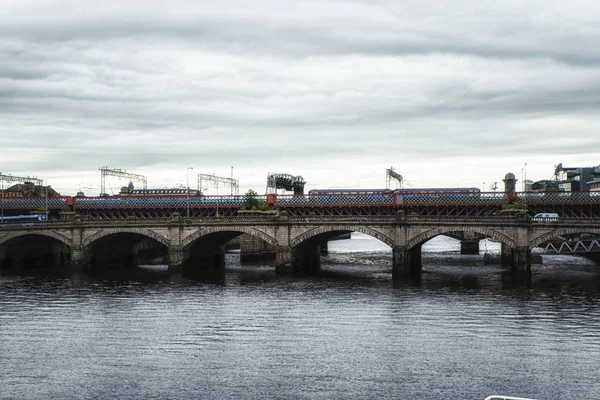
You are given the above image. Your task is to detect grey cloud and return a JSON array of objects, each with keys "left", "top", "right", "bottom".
[
  {"left": 1, "top": 2, "right": 599, "bottom": 65},
  {"left": 1, "top": 0, "right": 599, "bottom": 193}
]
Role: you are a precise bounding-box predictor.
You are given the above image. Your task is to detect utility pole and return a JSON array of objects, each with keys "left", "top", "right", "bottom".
[
  {"left": 186, "top": 167, "right": 194, "bottom": 218},
  {"left": 524, "top": 162, "right": 528, "bottom": 192},
  {"left": 45, "top": 183, "right": 49, "bottom": 221}
]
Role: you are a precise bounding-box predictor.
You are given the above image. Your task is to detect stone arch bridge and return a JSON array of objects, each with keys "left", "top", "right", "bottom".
[{"left": 1, "top": 214, "right": 599, "bottom": 278}]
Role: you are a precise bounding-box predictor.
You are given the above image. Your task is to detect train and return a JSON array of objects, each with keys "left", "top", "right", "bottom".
[
  {"left": 306, "top": 188, "right": 481, "bottom": 201},
  {"left": 308, "top": 187, "right": 480, "bottom": 196},
  {"left": 0, "top": 214, "right": 47, "bottom": 223},
  {"left": 308, "top": 189, "right": 393, "bottom": 196},
  {"left": 6, "top": 187, "right": 598, "bottom": 217}
]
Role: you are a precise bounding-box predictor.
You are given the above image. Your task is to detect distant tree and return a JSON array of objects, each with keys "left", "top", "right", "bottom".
[{"left": 244, "top": 189, "right": 261, "bottom": 210}]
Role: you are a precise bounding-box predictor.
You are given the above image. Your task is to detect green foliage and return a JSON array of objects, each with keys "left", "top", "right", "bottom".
[
  {"left": 501, "top": 202, "right": 527, "bottom": 210},
  {"left": 244, "top": 189, "right": 266, "bottom": 210}
]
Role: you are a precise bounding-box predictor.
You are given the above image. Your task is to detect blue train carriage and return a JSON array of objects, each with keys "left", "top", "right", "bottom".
[
  {"left": 0, "top": 214, "right": 47, "bottom": 225},
  {"left": 307, "top": 189, "right": 393, "bottom": 205},
  {"left": 393, "top": 187, "right": 481, "bottom": 204}
]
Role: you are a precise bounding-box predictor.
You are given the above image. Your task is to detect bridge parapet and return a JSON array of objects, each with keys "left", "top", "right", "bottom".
[
  {"left": 3, "top": 215, "right": 600, "bottom": 231},
  {"left": 404, "top": 215, "right": 523, "bottom": 225}
]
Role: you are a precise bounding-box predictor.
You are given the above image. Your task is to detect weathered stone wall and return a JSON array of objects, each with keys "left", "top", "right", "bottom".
[{"left": 1, "top": 217, "right": 599, "bottom": 279}]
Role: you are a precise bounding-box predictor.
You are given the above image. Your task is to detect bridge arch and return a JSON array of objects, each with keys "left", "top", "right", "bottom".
[
  {"left": 82, "top": 228, "right": 170, "bottom": 248},
  {"left": 181, "top": 226, "right": 279, "bottom": 249},
  {"left": 0, "top": 230, "right": 72, "bottom": 247},
  {"left": 290, "top": 225, "right": 395, "bottom": 249},
  {"left": 530, "top": 228, "right": 600, "bottom": 249},
  {"left": 407, "top": 226, "right": 516, "bottom": 250}
]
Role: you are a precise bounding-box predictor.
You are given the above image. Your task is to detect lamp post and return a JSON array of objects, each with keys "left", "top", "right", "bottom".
[
  {"left": 521, "top": 168, "right": 524, "bottom": 192},
  {"left": 524, "top": 162, "right": 528, "bottom": 192},
  {"left": 186, "top": 167, "right": 194, "bottom": 218},
  {"left": 45, "top": 182, "right": 49, "bottom": 222}
]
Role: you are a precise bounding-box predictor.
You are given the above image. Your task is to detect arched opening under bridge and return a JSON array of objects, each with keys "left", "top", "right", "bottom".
[
  {"left": 0, "top": 233, "right": 71, "bottom": 271},
  {"left": 84, "top": 231, "right": 169, "bottom": 270},
  {"left": 181, "top": 227, "right": 279, "bottom": 273},
  {"left": 530, "top": 228, "right": 600, "bottom": 267},
  {"left": 289, "top": 227, "right": 394, "bottom": 273},
  {"left": 395, "top": 227, "right": 516, "bottom": 279}
]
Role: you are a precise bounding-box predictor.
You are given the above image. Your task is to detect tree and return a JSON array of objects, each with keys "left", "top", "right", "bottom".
[{"left": 244, "top": 189, "right": 262, "bottom": 210}]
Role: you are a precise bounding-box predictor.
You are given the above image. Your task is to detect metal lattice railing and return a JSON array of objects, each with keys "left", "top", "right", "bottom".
[
  {"left": 518, "top": 191, "right": 600, "bottom": 203},
  {"left": 74, "top": 196, "right": 250, "bottom": 208},
  {"left": 398, "top": 193, "right": 506, "bottom": 205},
  {"left": 277, "top": 194, "right": 394, "bottom": 206},
  {"left": 276, "top": 193, "right": 509, "bottom": 206},
  {"left": 0, "top": 197, "right": 67, "bottom": 209},
  {"left": 1, "top": 191, "right": 599, "bottom": 211}
]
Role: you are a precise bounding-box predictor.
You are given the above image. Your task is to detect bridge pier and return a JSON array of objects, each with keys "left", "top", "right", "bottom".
[
  {"left": 70, "top": 247, "right": 87, "bottom": 265},
  {"left": 187, "top": 245, "right": 225, "bottom": 271},
  {"left": 511, "top": 246, "right": 531, "bottom": 280},
  {"left": 319, "top": 239, "right": 328, "bottom": 255},
  {"left": 275, "top": 244, "right": 321, "bottom": 273},
  {"left": 168, "top": 246, "right": 186, "bottom": 271},
  {"left": 392, "top": 245, "right": 422, "bottom": 279},
  {"left": 240, "top": 234, "right": 276, "bottom": 262},
  {"left": 460, "top": 239, "right": 480, "bottom": 255},
  {"left": 501, "top": 243, "right": 513, "bottom": 264},
  {"left": 293, "top": 243, "right": 321, "bottom": 273},
  {"left": 276, "top": 246, "right": 294, "bottom": 272}
]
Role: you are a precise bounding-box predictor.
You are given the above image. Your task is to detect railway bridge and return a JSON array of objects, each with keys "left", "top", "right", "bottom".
[{"left": 1, "top": 213, "right": 600, "bottom": 279}]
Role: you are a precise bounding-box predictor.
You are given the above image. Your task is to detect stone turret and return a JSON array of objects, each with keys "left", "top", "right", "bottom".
[{"left": 503, "top": 172, "right": 517, "bottom": 203}]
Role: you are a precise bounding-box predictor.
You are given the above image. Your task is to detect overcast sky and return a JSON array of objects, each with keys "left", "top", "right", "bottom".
[{"left": 1, "top": 0, "right": 599, "bottom": 195}]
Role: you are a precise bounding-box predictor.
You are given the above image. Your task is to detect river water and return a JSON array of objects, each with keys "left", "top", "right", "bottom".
[{"left": 2, "top": 234, "right": 600, "bottom": 400}]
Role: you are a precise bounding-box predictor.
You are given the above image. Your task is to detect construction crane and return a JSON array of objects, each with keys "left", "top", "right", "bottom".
[
  {"left": 386, "top": 167, "right": 403, "bottom": 189},
  {"left": 198, "top": 172, "right": 239, "bottom": 196},
  {"left": 99, "top": 167, "right": 147, "bottom": 196}
]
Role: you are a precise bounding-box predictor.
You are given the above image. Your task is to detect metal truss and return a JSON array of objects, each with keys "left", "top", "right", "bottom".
[
  {"left": 541, "top": 239, "right": 600, "bottom": 254},
  {"left": 386, "top": 167, "right": 403, "bottom": 189},
  {"left": 78, "top": 206, "right": 241, "bottom": 220},
  {"left": 197, "top": 173, "right": 239, "bottom": 195},
  {"left": 266, "top": 173, "right": 305, "bottom": 195},
  {"left": 99, "top": 167, "right": 147, "bottom": 196},
  {"left": 0, "top": 173, "right": 44, "bottom": 187}
]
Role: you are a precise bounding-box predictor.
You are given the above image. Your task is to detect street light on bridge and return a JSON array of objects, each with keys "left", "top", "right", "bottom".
[{"left": 186, "top": 167, "right": 194, "bottom": 218}]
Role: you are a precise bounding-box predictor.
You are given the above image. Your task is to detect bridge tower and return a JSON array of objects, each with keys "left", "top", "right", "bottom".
[{"left": 503, "top": 172, "right": 517, "bottom": 204}]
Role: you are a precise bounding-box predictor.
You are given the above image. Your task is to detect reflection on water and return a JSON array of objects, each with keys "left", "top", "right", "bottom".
[{"left": 1, "top": 234, "right": 600, "bottom": 400}]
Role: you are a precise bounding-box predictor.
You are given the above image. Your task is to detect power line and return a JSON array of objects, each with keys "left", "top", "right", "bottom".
[
  {"left": 0, "top": 172, "right": 43, "bottom": 186},
  {"left": 198, "top": 173, "right": 239, "bottom": 195},
  {"left": 99, "top": 167, "right": 147, "bottom": 196}
]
